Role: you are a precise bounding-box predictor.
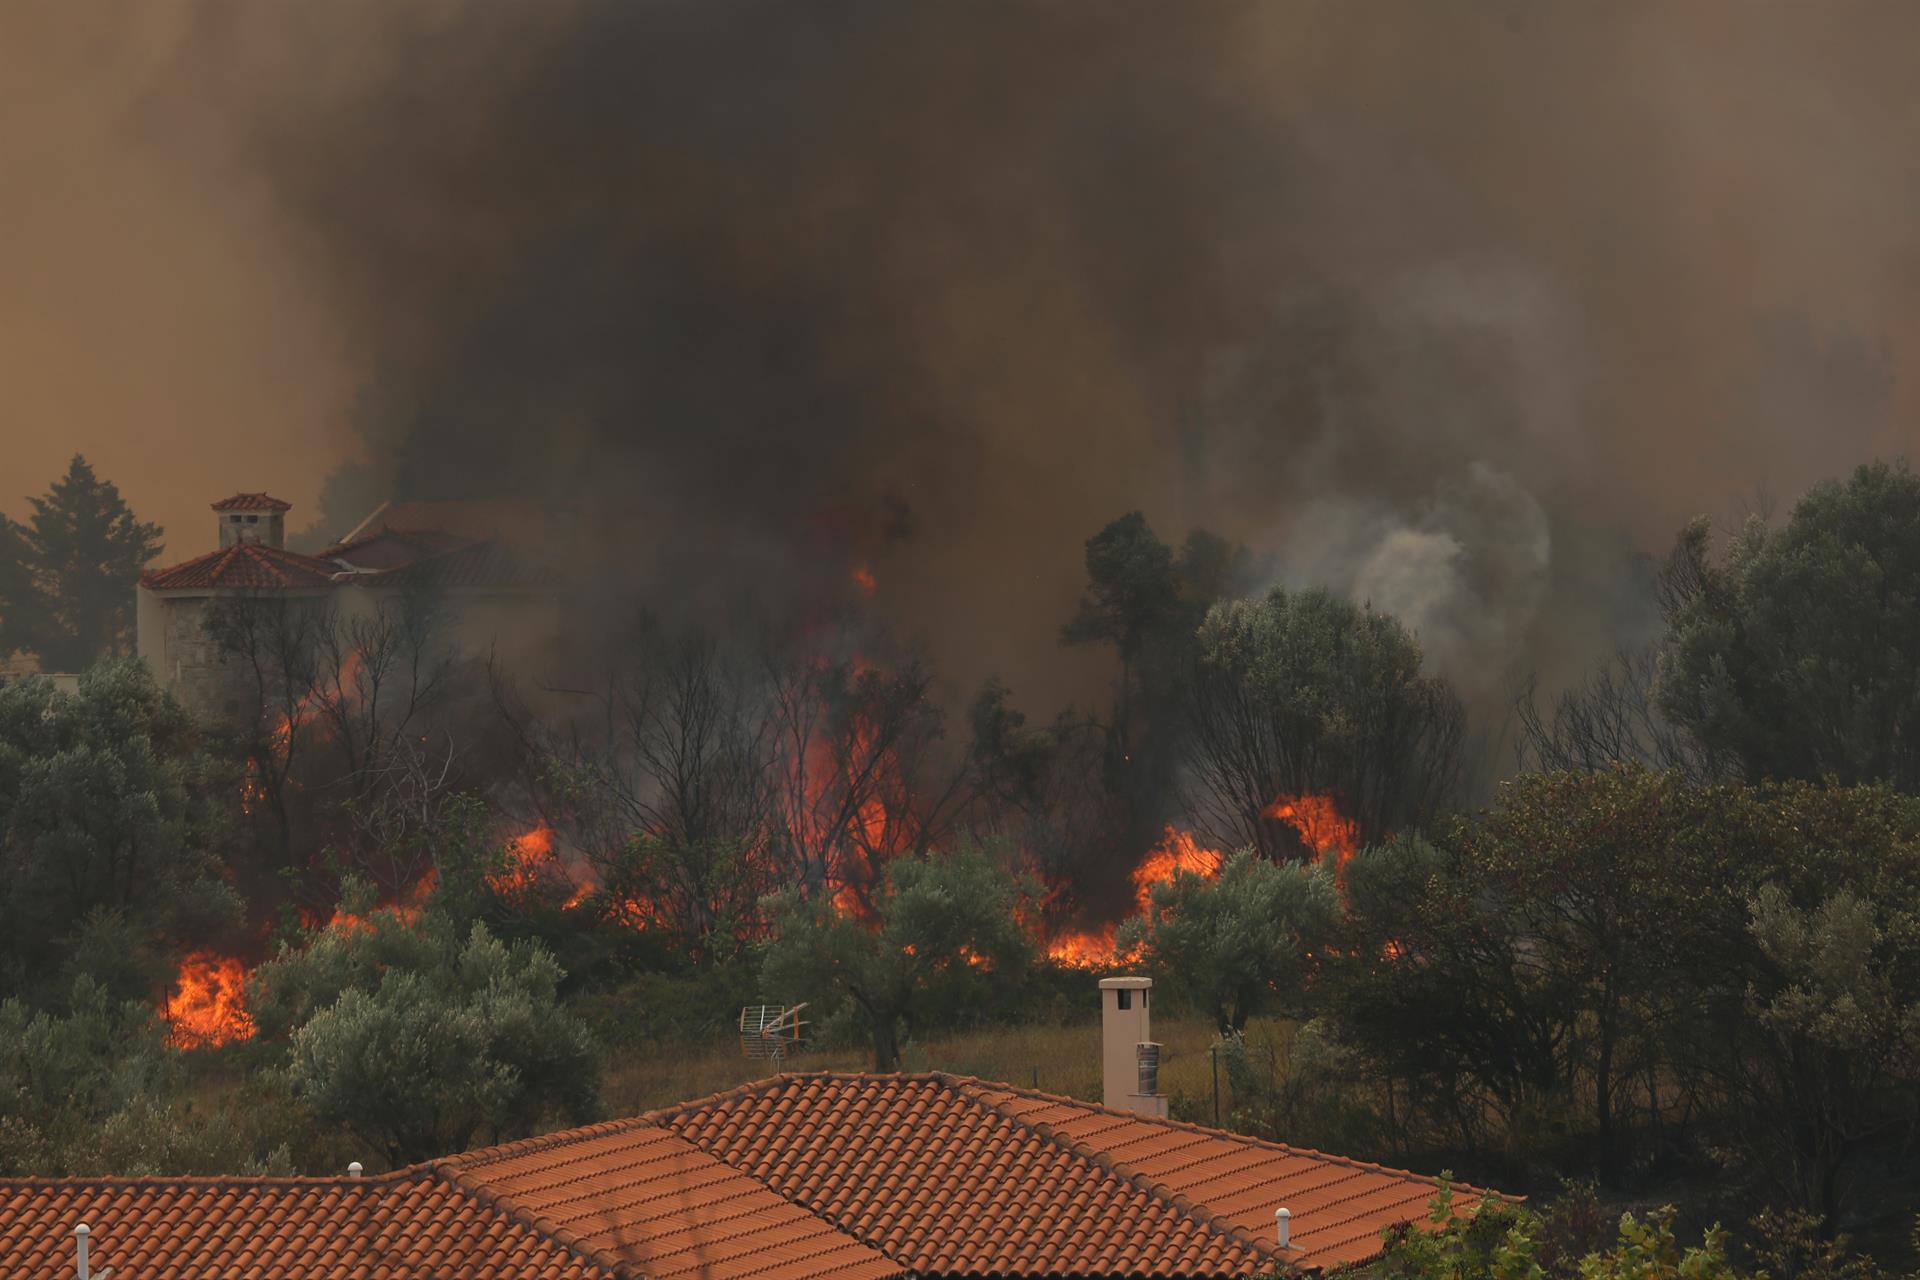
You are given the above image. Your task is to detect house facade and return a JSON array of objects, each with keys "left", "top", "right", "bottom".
[{"left": 136, "top": 493, "right": 562, "bottom": 720}]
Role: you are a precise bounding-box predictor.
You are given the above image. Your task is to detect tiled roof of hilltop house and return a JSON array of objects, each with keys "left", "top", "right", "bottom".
[
  {"left": 139, "top": 543, "right": 342, "bottom": 591},
  {"left": 210, "top": 492, "right": 294, "bottom": 511},
  {"left": 1, "top": 1073, "right": 1510, "bottom": 1278},
  {"left": 0, "top": 1171, "right": 612, "bottom": 1280}
]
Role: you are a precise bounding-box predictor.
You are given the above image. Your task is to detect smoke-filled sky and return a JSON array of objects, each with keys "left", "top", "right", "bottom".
[{"left": 3, "top": 1, "right": 1916, "bottom": 722}]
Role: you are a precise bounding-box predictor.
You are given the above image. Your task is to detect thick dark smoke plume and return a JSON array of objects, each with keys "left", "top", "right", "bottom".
[{"left": 5, "top": 1, "right": 1917, "bottom": 731}]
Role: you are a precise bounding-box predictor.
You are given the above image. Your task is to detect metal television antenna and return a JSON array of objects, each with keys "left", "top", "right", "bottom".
[{"left": 739, "top": 1002, "right": 809, "bottom": 1072}]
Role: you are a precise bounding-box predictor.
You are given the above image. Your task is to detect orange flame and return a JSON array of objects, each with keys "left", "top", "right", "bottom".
[
  {"left": 490, "top": 824, "right": 557, "bottom": 896},
  {"left": 851, "top": 564, "right": 878, "bottom": 596},
  {"left": 239, "top": 756, "right": 265, "bottom": 817},
  {"left": 165, "top": 951, "right": 256, "bottom": 1049},
  {"left": 1262, "top": 793, "right": 1359, "bottom": 868},
  {"left": 1046, "top": 923, "right": 1119, "bottom": 968},
  {"left": 269, "top": 649, "right": 365, "bottom": 755},
  {"left": 1129, "top": 826, "right": 1225, "bottom": 914},
  {"left": 1045, "top": 826, "right": 1226, "bottom": 968}
]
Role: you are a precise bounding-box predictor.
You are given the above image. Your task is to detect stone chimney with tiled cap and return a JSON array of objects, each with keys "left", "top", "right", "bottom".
[
  {"left": 1099, "top": 976, "right": 1169, "bottom": 1118},
  {"left": 211, "top": 493, "right": 292, "bottom": 550}
]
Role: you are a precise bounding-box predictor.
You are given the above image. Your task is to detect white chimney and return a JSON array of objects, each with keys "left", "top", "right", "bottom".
[
  {"left": 75, "top": 1223, "right": 110, "bottom": 1280},
  {"left": 1276, "top": 1207, "right": 1292, "bottom": 1249},
  {"left": 1099, "top": 976, "right": 1168, "bottom": 1118},
  {"left": 348, "top": 1162, "right": 363, "bottom": 1178}
]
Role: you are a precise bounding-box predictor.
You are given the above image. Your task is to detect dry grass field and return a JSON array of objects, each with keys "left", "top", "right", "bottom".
[{"left": 601, "top": 1014, "right": 1298, "bottom": 1120}]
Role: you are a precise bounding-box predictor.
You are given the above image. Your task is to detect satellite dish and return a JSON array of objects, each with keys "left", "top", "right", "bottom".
[{"left": 739, "top": 1003, "right": 809, "bottom": 1071}]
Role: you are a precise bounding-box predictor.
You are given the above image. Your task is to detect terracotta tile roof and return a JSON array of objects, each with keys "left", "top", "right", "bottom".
[
  {"left": 0, "top": 1172, "right": 612, "bottom": 1280},
  {"left": 956, "top": 1079, "right": 1512, "bottom": 1270},
  {"left": 140, "top": 543, "right": 341, "bottom": 591},
  {"left": 210, "top": 492, "right": 294, "bottom": 511},
  {"left": 438, "top": 1120, "right": 902, "bottom": 1280},
  {"left": 649, "top": 1073, "right": 1275, "bottom": 1278},
  {"left": 0, "top": 1075, "right": 1510, "bottom": 1277}
]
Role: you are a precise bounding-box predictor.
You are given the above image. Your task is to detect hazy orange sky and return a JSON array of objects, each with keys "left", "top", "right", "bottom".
[{"left": 2, "top": 3, "right": 1916, "bottom": 715}]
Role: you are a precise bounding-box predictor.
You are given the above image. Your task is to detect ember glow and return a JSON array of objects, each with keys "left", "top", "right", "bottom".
[
  {"left": 1045, "top": 825, "right": 1227, "bottom": 968},
  {"left": 165, "top": 951, "right": 256, "bottom": 1049},
  {"left": 1043, "top": 795, "right": 1359, "bottom": 968},
  {"left": 1128, "top": 826, "right": 1225, "bottom": 914},
  {"left": 851, "top": 564, "right": 878, "bottom": 596},
  {"left": 490, "top": 824, "right": 558, "bottom": 896},
  {"left": 1263, "top": 793, "right": 1360, "bottom": 869},
  {"left": 269, "top": 649, "right": 364, "bottom": 756}
]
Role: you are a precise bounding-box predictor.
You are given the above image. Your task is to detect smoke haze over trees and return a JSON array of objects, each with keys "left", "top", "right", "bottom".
[{"left": 5, "top": 2, "right": 1919, "bottom": 732}]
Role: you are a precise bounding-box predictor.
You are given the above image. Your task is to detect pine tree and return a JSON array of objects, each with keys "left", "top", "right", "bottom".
[
  {"left": 20, "top": 456, "right": 165, "bottom": 670},
  {"left": 0, "top": 514, "right": 42, "bottom": 662}
]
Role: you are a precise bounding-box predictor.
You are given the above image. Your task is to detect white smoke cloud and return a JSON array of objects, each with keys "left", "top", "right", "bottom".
[{"left": 1277, "top": 462, "right": 1552, "bottom": 702}]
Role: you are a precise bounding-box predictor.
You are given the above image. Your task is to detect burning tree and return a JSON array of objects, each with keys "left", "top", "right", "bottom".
[
  {"left": 499, "top": 623, "right": 779, "bottom": 959},
  {"left": 1184, "top": 585, "right": 1465, "bottom": 858},
  {"left": 764, "top": 650, "right": 964, "bottom": 919},
  {"left": 209, "top": 582, "right": 462, "bottom": 903}
]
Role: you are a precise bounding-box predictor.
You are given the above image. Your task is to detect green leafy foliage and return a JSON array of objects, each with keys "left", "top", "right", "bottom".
[
  {"left": 1119, "top": 848, "right": 1339, "bottom": 1030},
  {"left": 760, "top": 843, "right": 1036, "bottom": 1070},
  {"left": 0, "top": 658, "right": 239, "bottom": 999},
  {"left": 252, "top": 904, "right": 600, "bottom": 1166},
  {"left": 1187, "top": 584, "right": 1465, "bottom": 855},
  {"left": 1367, "top": 1185, "right": 1739, "bottom": 1280},
  {"left": 0, "top": 977, "right": 291, "bottom": 1176},
  {"left": 1658, "top": 461, "right": 1920, "bottom": 790}
]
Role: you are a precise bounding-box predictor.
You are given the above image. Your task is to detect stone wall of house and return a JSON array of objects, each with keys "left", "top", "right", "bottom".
[{"left": 157, "top": 597, "right": 253, "bottom": 720}]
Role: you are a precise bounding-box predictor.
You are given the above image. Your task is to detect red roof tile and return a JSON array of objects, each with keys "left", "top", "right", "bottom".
[
  {"left": 650, "top": 1074, "right": 1275, "bottom": 1278},
  {"left": 140, "top": 543, "right": 340, "bottom": 591},
  {"left": 0, "top": 1172, "right": 611, "bottom": 1280},
  {"left": 439, "top": 1120, "right": 901, "bottom": 1280},
  {"left": 0, "top": 1075, "right": 1512, "bottom": 1277},
  {"left": 210, "top": 492, "right": 293, "bottom": 512},
  {"left": 956, "top": 1079, "right": 1512, "bottom": 1270}
]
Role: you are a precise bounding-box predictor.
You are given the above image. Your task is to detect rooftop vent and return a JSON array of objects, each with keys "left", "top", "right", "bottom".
[{"left": 75, "top": 1222, "right": 110, "bottom": 1280}]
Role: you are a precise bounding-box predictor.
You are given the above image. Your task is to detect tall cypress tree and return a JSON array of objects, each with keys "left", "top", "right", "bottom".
[{"left": 19, "top": 455, "right": 165, "bottom": 670}]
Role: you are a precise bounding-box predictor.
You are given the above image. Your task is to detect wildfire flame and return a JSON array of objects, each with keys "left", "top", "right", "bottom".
[
  {"left": 1046, "top": 825, "right": 1227, "bottom": 968},
  {"left": 1263, "top": 793, "right": 1359, "bottom": 868},
  {"left": 1043, "top": 794, "right": 1358, "bottom": 969},
  {"left": 851, "top": 564, "right": 878, "bottom": 596},
  {"left": 490, "top": 824, "right": 557, "bottom": 896},
  {"left": 1128, "top": 826, "right": 1224, "bottom": 914},
  {"left": 166, "top": 950, "right": 256, "bottom": 1049},
  {"left": 269, "top": 649, "right": 365, "bottom": 755}
]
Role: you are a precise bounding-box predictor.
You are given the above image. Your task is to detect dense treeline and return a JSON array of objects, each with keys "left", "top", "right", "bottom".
[{"left": 0, "top": 458, "right": 1916, "bottom": 1266}]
